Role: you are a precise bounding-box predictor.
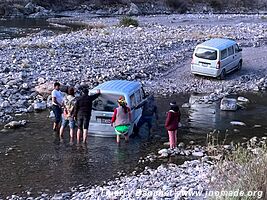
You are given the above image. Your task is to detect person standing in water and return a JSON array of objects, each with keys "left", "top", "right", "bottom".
[
  {"left": 59, "top": 87, "right": 76, "bottom": 144},
  {"left": 74, "top": 88, "right": 100, "bottom": 144},
  {"left": 51, "top": 82, "right": 64, "bottom": 132},
  {"left": 132, "top": 95, "right": 158, "bottom": 138},
  {"left": 165, "top": 101, "right": 181, "bottom": 149},
  {"left": 111, "top": 96, "right": 132, "bottom": 144}
]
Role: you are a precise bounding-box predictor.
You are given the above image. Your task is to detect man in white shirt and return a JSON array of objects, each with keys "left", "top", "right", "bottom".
[{"left": 51, "top": 82, "right": 64, "bottom": 132}]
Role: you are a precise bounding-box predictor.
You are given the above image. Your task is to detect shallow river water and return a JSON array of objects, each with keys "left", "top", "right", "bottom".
[{"left": 0, "top": 93, "right": 267, "bottom": 198}]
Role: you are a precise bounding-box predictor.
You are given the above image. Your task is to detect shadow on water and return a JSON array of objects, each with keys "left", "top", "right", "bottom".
[{"left": 0, "top": 92, "right": 267, "bottom": 197}]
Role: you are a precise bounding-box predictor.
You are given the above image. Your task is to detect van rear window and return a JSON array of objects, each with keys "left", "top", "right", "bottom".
[
  {"left": 92, "top": 94, "right": 121, "bottom": 112},
  {"left": 195, "top": 47, "right": 217, "bottom": 60}
]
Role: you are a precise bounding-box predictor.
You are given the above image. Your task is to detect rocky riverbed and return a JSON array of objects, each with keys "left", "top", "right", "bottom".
[
  {"left": 6, "top": 135, "right": 266, "bottom": 200},
  {"left": 1, "top": 14, "right": 267, "bottom": 124}
]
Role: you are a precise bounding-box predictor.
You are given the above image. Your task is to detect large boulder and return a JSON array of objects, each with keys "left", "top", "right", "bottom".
[
  {"left": 24, "top": 2, "right": 36, "bottom": 15},
  {"left": 220, "top": 97, "right": 237, "bottom": 111},
  {"left": 35, "top": 82, "right": 69, "bottom": 97},
  {"left": 126, "top": 3, "right": 141, "bottom": 15},
  {"left": 35, "top": 82, "right": 54, "bottom": 97}
]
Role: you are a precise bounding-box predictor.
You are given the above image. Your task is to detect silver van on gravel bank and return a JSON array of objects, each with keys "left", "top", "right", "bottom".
[{"left": 191, "top": 38, "right": 242, "bottom": 79}]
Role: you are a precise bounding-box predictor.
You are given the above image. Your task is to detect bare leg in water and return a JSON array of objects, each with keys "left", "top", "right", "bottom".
[
  {"left": 116, "top": 134, "right": 120, "bottom": 144},
  {"left": 69, "top": 128, "right": 74, "bottom": 145},
  {"left": 124, "top": 134, "right": 129, "bottom": 143},
  {"left": 83, "top": 129, "right": 88, "bottom": 144},
  {"left": 77, "top": 128, "right": 81, "bottom": 144}
]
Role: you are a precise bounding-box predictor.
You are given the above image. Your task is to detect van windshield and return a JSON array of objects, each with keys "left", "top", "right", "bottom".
[
  {"left": 195, "top": 47, "right": 217, "bottom": 60},
  {"left": 92, "top": 94, "right": 122, "bottom": 112}
]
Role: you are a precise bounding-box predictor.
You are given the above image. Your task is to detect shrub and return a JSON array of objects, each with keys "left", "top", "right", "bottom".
[
  {"left": 212, "top": 145, "right": 267, "bottom": 200},
  {"left": 119, "top": 17, "right": 139, "bottom": 27},
  {"left": 165, "top": 0, "right": 189, "bottom": 13}
]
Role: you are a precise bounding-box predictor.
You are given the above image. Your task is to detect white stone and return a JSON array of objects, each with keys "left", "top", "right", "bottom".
[
  {"left": 158, "top": 149, "right": 169, "bottom": 155},
  {"left": 1, "top": 100, "right": 10, "bottom": 108},
  {"left": 237, "top": 96, "right": 250, "bottom": 103},
  {"left": 230, "top": 121, "right": 246, "bottom": 126},
  {"left": 192, "top": 152, "right": 204, "bottom": 157}
]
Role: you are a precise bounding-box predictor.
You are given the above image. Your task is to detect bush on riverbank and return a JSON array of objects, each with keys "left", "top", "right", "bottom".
[
  {"left": 212, "top": 145, "right": 267, "bottom": 199},
  {"left": 119, "top": 17, "right": 139, "bottom": 27}
]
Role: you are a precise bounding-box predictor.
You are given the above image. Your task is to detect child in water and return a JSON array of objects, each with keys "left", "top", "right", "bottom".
[{"left": 165, "top": 101, "right": 181, "bottom": 149}]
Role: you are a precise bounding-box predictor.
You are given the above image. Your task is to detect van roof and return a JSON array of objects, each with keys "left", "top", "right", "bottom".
[
  {"left": 91, "top": 80, "right": 141, "bottom": 94},
  {"left": 198, "top": 38, "right": 236, "bottom": 50}
]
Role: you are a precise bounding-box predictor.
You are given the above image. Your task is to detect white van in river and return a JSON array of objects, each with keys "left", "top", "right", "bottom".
[
  {"left": 88, "top": 80, "right": 145, "bottom": 137},
  {"left": 191, "top": 38, "right": 242, "bottom": 79}
]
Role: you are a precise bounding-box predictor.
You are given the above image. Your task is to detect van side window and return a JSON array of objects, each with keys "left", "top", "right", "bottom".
[
  {"left": 228, "top": 46, "right": 234, "bottom": 56},
  {"left": 130, "top": 94, "right": 136, "bottom": 108},
  {"left": 221, "top": 49, "right": 227, "bottom": 60}
]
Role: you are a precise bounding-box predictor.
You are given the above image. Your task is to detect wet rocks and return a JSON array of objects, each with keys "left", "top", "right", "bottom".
[
  {"left": 4, "top": 120, "right": 27, "bottom": 129},
  {"left": 237, "top": 96, "right": 250, "bottom": 103},
  {"left": 230, "top": 121, "right": 246, "bottom": 126},
  {"left": 158, "top": 144, "right": 206, "bottom": 158},
  {"left": 192, "top": 151, "right": 204, "bottom": 157},
  {"left": 220, "top": 98, "right": 237, "bottom": 111},
  {"left": 68, "top": 160, "right": 212, "bottom": 199},
  {"left": 33, "top": 100, "right": 47, "bottom": 111}
]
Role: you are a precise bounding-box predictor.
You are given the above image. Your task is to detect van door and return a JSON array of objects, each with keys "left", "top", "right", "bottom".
[
  {"left": 234, "top": 44, "right": 242, "bottom": 66},
  {"left": 227, "top": 46, "right": 236, "bottom": 70},
  {"left": 134, "top": 89, "right": 143, "bottom": 122},
  {"left": 130, "top": 93, "right": 137, "bottom": 123},
  {"left": 220, "top": 49, "right": 231, "bottom": 72}
]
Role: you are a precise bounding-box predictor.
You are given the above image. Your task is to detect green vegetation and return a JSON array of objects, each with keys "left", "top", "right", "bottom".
[
  {"left": 119, "top": 17, "right": 139, "bottom": 27},
  {"left": 212, "top": 144, "right": 267, "bottom": 200}
]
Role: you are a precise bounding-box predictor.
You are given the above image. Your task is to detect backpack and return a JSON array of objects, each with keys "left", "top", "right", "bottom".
[{"left": 64, "top": 95, "right": 76, "bottom": 117}]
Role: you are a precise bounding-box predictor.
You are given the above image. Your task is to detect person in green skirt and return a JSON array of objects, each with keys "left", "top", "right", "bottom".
[{"left": 111, "top": 96, "right": 132, "bottom": 143}]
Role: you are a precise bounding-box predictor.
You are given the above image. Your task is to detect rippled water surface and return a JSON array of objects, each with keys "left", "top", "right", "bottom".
[{"left": 0, "top": 93, "right": 267, "bottom": 197}]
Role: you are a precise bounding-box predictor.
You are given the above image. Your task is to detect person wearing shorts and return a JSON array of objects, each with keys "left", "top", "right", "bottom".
[
  {"left": 59, "top": 87, "right": 76, "bottom": 144},
  {"left": 74, "top": 88, "right": 100, "bottom": 144},
  {"left": 111, "top": 96, "right": 132, "bottom": 144},
  {"left": 51, "top": 82, "right": 64, "bottom": 132}
]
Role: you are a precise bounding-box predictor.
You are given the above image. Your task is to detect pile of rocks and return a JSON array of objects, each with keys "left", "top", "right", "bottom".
[{"left": 65, "top": 160, "right": 212, "bottom": 200}]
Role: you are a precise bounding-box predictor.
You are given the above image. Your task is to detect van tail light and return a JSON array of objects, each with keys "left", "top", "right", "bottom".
[
  {"left": 216, "top": 61, "right": 221, "bottom": 69},
  {"left": 191, "top": 58, "right": 194, "bottom": 64}
]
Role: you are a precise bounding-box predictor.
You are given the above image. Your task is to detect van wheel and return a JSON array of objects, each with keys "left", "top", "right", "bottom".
[
  {"left": 237, "top": 61, "right": 242, "bottom": 71},
  {"left": 219, "top": 70, "right": 226, "bottom": 80}
]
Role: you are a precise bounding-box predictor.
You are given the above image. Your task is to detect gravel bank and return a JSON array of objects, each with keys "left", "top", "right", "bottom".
[{"left": 0, "top": 14, "right": 267, "bottom": 121}]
